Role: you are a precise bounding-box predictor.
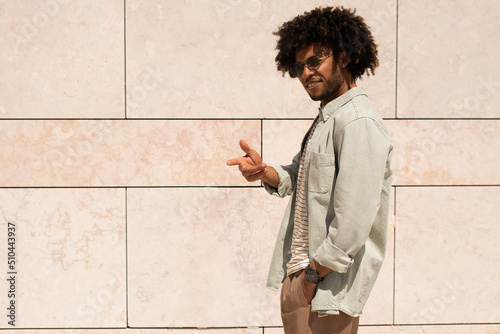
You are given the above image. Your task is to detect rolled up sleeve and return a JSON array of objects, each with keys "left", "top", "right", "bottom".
[{"left": 264, "top": 152, "right": 301, "bottom": 198}]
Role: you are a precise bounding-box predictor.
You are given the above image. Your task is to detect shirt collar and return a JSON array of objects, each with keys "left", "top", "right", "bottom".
[{"left": 319, "top": 87, "right": 367, "bottom": 121}]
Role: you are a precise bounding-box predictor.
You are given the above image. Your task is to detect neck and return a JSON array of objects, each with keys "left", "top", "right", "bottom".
[{"left": 320, "top": 81, "right": 357, "bottom": 107}]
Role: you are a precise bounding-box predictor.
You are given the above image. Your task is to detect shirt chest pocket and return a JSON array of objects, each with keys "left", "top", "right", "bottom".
[{"left": 307, "top": 152, "right": 336, "bottom": 193}]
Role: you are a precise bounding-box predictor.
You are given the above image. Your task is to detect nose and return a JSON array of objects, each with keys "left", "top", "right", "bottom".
[{"left": 301, "top": 65, "right": 315, "bottom": 79}]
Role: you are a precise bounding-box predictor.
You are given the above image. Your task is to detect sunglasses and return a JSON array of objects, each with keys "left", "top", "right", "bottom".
[{"left": 289, "top": 55, "right": 332, "bottom": 78}]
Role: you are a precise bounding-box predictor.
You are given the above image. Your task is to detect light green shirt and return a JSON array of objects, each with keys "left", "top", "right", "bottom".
[{"left": 265, "top": 87, "right": 393, "bottom": 317}]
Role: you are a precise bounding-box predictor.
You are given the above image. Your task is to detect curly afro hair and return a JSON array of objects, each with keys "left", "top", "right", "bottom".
[{"left": 274, "top": 6, "right": 379, "bottom": 80}]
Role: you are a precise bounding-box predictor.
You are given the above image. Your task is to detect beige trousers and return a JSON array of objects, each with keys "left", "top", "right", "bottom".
[{"left": 280, "top": 271, "right": 359, "bottom": 334}]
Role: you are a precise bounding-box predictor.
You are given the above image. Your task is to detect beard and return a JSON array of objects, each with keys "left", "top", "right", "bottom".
[
  {"left": 308, "top": 65, "right": 344, "bottom": 102},
  {"left": 307, "top": 69, "right": 343, "bottom": 102}
]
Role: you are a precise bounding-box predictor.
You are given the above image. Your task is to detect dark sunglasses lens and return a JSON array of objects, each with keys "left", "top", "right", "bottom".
[
  {"left": 307, "top": 56, "right": 321, "bottom": 68},
  {"left": 290, "top": 56, "right": 323, "bottom": 77}
]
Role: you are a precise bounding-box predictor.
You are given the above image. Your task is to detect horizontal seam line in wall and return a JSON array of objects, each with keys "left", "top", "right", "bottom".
[
  {"left": 0, "top": 185, "right": 266, "bottom": 189},
  {"left": 6, "top": 328, "right": 128, "bottom": 330},
  {"left": 4, "top": 327, "right": 270, "bottom": 330},
  {"left": 2, "top": 185, "right": 500, "bottom": 189},
  {"left": 389, "top": 323, "right": 500, "bottom": 326},
  {"left": 0, "top": 117, "right": 316, "bottom": 121},
  {"left": 11, "top": 324, "right": 500, "bottom": 330},
  {"left": 0, "top": 118, "right": 131, "bottom": 121},
  {"left": 126, "top": 326, "right": 272, "bottom": 329},
  {"left": 392, "top": 184, "right": 500, "bottom": 187},
  {"left": 2, "top": 117, "right": 500, "bottom": 121},
  {"left": 393, "top": 117, "right": 500, "bottom": 121},
  {"left": 21, "top": 324, "right": 500, "bottom": 330},
  {"left": 10, "top": 324, "right": 500, "bottom": 330}
]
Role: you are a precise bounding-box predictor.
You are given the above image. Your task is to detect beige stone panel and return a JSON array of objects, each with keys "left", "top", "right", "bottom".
[
  {"left": 0, "top": 120, "right": 260, "bottom": 187},
  {"left": 398, "top": 0, "right": 500, "bottom": 118},
  {"left": 263, "top": 119, "right": 313, "bottom": 167},
  {"left": 362, "top": 325, "right": 500, "bottom": 334},
  {"left": 0, "top": 188, "right": 126, "bottom": 328},
  {"left": 394, "top": 187, "right": 500, "bottom": 324},
  {"left": 126, "top": 0, "right": 395, "bottom": 119},
  {"left": 128, "top": 188, "right": 287, "bottom": 327},
  {"left": 0, "top": 1, "right": 124, "bottom": 118},
  {"left": 264, "top": 329, "right": 284, "bottom": 334},
  {"left": 356, "top": 0, "right": 397, "bottom": 119},
  {"left": 389, "top": 120, "right": 500, "bottom": 185}
]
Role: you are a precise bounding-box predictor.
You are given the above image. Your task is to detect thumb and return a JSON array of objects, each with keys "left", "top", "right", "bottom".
[
  {"left": 239, "top": 139, "right": 252, "bottom": 155},
  {"left": 239, "top": 139, "right": 262, "bottom": 165}
]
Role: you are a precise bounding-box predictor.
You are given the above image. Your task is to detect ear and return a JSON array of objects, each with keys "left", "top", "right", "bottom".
[{"left": 339, "top": 52, "right": 348, "bottom": 68}]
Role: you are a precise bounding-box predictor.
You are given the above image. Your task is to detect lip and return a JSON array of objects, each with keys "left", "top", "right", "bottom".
[{"left": 305, "top": 79, "right": 321, "bottom": 90}]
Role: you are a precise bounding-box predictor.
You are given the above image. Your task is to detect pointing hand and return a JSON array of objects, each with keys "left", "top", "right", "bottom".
[{"left": 226, "top": 140, "right": 268, "bottom": 182}]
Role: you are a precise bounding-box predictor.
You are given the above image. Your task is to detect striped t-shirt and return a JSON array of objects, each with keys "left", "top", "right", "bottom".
[{"left": 286, "top": 116, "right": 322, "bottom": 276}]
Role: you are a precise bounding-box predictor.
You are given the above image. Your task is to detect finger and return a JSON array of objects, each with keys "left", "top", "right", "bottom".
[
  {"left": 226, "top": 157, "right": 244, "bottom": 166},
  {"left": 239, "top": 140, "right": 262, "bottom": 165},
  {"left": 244, "top": 168, "right": 268, "bottom": 182},
  {"left": 241, "top": 163, "right": 266, "bottom": 176},
  {"left": 239, "top": 139, "right": 251, "bottom": 154}
]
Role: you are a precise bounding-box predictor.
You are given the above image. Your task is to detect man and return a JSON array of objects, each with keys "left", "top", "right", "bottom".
[{"left": 227, "top": 6, "right": 392, "bottom": 334}]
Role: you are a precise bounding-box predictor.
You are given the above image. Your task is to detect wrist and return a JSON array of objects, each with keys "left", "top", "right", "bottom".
[
  {"left": 262, "top": 167, "right": 278, "bottom": 189},
  {"left": 305, "top": 265, "right": 324, "bottom": 284},
  {"left": 309, "top": 260, "right": 332, "bottom": 278}
]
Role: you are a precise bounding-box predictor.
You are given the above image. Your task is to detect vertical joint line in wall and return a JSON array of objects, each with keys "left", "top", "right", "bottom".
[
  {"left": 260, "top": 118, "right": 264, "bottom": 158},
  {"left": 125, "top": 187, "right": 129, "bottom": 326},
  {"left": 392, "top": 186, "right": 397, "bottom": 325},
  {"left": 260, "top": 119, "right": 264, "bottom": 188},
  {"left": 395, "top": 0, "right": 399, "bottom": 119},
  {"left": 124, "top": 0, "right": 127, "bottom": 119}
]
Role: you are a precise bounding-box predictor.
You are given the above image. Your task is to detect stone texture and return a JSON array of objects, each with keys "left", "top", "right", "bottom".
[
  {"left": 0, "top": 120, "right": 261, "bottom": 187},
  {"left": 127, "top": 187, "right": 287, "bottom": 327},
  {"left": 126, "top": 0, "right": 395, "bottom": 119},
  {"left": 0, "top": 0, "right": 124, "bottom": 118},
  {"left": 0, "top": 188, "right": 126, "bottom": 328},
  {"left": 0, "top": 0, "right": 498, "bottom": 332},
  {"left": 263, "top": 119, "right": 313, "bottom": 167},
  {"left": 395, "top": 187, "right": 500, "bottom": 324},
  {"left": 389, "top": 120, "right": 500, "bottom": 186},
  {"left": 398, "top": 0, "right": 500, "bottom": 118}
]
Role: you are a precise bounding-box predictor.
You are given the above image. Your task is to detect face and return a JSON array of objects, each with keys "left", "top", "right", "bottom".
[{"left": 294, "top": 44, "right": 346, "bottom": 106}]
